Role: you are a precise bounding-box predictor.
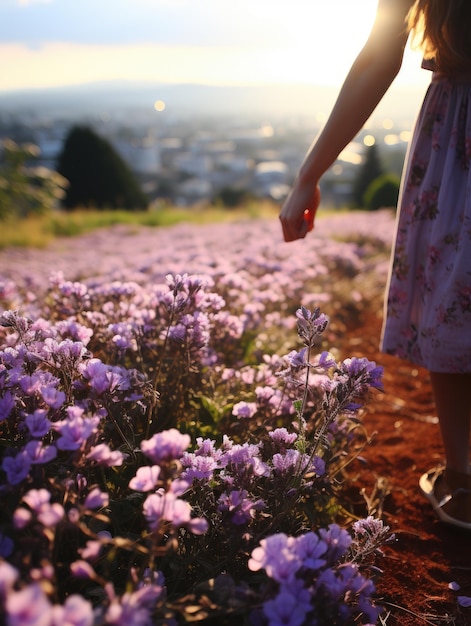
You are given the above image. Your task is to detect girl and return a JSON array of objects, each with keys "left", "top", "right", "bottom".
[{"left": 279, "top": 0, "right": 471, "bottom": 529}]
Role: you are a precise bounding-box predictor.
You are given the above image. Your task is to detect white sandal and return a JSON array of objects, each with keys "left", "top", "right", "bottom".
[{"left": 419, "top": 466, "right": 471, "bottom": 531}]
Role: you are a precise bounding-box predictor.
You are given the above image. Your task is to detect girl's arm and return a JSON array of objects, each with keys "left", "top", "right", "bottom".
[{"left": 279, "top": 0, "right": 415, "bottom": 242}]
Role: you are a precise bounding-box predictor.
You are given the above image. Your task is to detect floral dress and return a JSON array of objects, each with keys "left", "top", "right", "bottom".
[{"left": 381, "top": 69, "right": 471, "bottom": 373}]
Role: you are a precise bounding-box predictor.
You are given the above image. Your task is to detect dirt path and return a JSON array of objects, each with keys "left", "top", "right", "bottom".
[{"left": 343, "top": 309, "right": 471, "bottom": 625}]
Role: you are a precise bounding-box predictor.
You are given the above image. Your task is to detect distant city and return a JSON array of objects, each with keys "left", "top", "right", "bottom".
[{"left": 0, "top": 81, "right": 423, "bottom": 208}]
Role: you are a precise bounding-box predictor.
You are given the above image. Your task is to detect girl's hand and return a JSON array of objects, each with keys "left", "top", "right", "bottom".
[{"left": 279, "top": 181, "right": 321, "bottom": 242}]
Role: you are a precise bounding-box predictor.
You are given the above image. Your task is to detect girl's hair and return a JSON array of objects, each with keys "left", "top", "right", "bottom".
[{"left": 408, "top": 0, "right": 471, "bottom": 74}]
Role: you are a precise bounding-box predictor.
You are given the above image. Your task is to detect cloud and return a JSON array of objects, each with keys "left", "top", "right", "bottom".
[{"left": 15, "top": 0, "right": 52, "bottom": 5}]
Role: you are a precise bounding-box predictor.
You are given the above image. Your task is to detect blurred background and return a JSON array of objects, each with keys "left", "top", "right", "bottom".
[{"left": 0, "top": 0, "right": 431, "bottom": 230}]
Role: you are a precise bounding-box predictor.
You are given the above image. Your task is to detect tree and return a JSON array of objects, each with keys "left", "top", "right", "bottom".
[
  {"left": 363, "top": 173, "right": 400, "bottom": 211},
  {"left": 0, "top": 139, "right": 67, "bottom": 220},
  {"left": 57, "top": 126, "right": 149, "bottom": 210},
  {"left": 352, "top": 143, "right": 383, "bottom": 208}
]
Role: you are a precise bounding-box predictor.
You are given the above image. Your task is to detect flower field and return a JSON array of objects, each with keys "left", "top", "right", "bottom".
[{"left": 0, "top": 209, "right": 436, "bottom": 626}]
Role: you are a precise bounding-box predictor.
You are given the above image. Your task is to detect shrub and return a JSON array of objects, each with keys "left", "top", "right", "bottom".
[
  {"left": 0, "top": 139, "right": 67, "bottom": 220},
  {"left": 57, "top": 126, "right": 149, "bottom": 211},
  {"left": 0, "top": 275, "right": 392, "bottom": 625},
  {"left": 363, "top": 174, "right": 400, "bottom": 212}
]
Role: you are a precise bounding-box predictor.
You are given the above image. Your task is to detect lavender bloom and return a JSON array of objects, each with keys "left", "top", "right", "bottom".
[
  {"left": 0, "top": 561, "right": 18, "bottom": 599},
  {"left": 143, "top": 492, "right": 191, "bottom": 530},
  {"left": 318, "top": 524, "right": 352, "bottom": 563},
  {"left": 272, "top": 449, "right": 304, "bottom": 473},
  {"left": 87, "top": 443, "right": 126, "bottom": 467},
  {"left": 0, "top": 390, "right": 15, "bottom": 420},
  {"left": 269, "top": 428, "right": 298, "bottom": 446},
  {"left": 79, "top": 539, "right": 105, "bottom": 561},
  {"left": 217, "top": 489, "right": 265, "bottom": 525},
  {"left": 339, "top": 357, "right": 384, "bottom": 392},
  {"left": 22, "top": 488, "right": 64, "bottom": 527},
  {"left": 13, "top": 507, "right": 32, "bottom": 529},
  {"left": 140, "top": 428, "right": 191, "bottom": 463},
  {"left": 24, "top": 440, "right": 57, "bottom": 465},
  {"left": 293, "top": 532, "right": 328, "bottom": 571},
  {"left": 2, "top": 450, "right": 32, "bottom": 485},
  {"left": 317, "top": 350, "right": 337, "bottom": 370},
  {"left": 143, "top": 490, "right": 208, "bottom": 534},
  {"left": 221, "top": 443, "right": 270, "bottom": 478},
  {"left": 5, "top": 583, "right": 52, "bottom": 626},
  {"left": 80, "top": 358, "right": 111, "bottom": 394},
  {"left": 22, "top": 488, "right": 51, "bottom": 511},
  {"left": 296, "top": 306, "right": 329, "bottom": 348},
  {"left": 84, "top": 487, "right": 109, "bottom": 510},
  {"left": 105, "top": 583, "right": 164, "bottom": 626},
  {"left": 70, "top": 560, "right": 97, "bottom": 580},
  {"left": 54, "top": 407, "right": 100, "bottom": 451},
  {"left": 286, "top": 347, "right": 308, "bottom": 371},
  {"left": 50, "top": 595, "right": 94, "bottom": 626},
  {"left": 180, "top": 454, "right": 218, "bottom": 481},
  {"left": 37, "top": 503, "right": 66, "bottom": 528},
  {"left": 129, "top": 465, "right": 161, "bottom": 492},
  {"left": 40, "top": 385, "right": 66, "bottom": 410},
  {"left": 249, "top": 533, "right": 300, "bottom": 583},
  {"left": 232, "top": 401, "right": 257, "bottom": 419},
  {"left": 262, "top": 588, "right": 311, "bottom": 626},
  {"left": 193, "top": 437, "right": 223, "bottom": 460},
  {"left": 24, "top": 409, "right": 52, "bottom": 438}
]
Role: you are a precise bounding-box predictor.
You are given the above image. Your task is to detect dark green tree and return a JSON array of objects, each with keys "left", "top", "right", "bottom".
[
  {"left": 363, "top": 173, "right": 400, "bottom": 211},
  {"left": 351, "top": 142, "right": 383, "bottom": 208},
  {"left": 57, "top": 126, "right": 149, "bottom": 210}
]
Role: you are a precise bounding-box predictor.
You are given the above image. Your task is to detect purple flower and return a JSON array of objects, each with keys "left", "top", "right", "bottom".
[
  {"left": 0, "top": 390, "right": 15, "bottom": 421},
  {"left": 181, "top": 454, "right": 217, "bottom": 481},
  {"left": 339, "top": 357, "right": 384, "bottom": 392},
  {"left": 25, "top": 409, "right": 52, "bottom": 437},
  {"left": 13, "top": 507, "right": 32, "bottom": 529},
  {"left": 54, "top": 407, "right": 100, "bottom": 451},
  {"left": 0, "top": 561, "right": 18, "bottom": 599},
  {"left": 143, "top": 492, "right": 191, "bottom": 530},
  {"left": 272, "top": 449, "right": 303, "bottom": 473},
  {"left": 217, "top": 489, "right": 265, "bottom": 525},
  {"left": 317, "top": 350, "right": 337, "bottom": 370},
  {"left": 105, "top": 583, "right": 164, "bottom": 626},
  {"left": 23, "top": 488, "right": 50, "bottom": 512},
  {"left": 2, "top": 451, "right": 32, "bottom": 485},
  {"left": 296, "top": 306, "right": 329, "bottom": 347},
  {"left": 22, "top": 488, "right": 66, "bottom": 527},
  {"left": 24, "top": 440, "right": 57, "bottom": 465},
  {"left": 269, "top": 428, "right": 298, "bottom": 446},
  {"left": 79, "top": 539, "right": 105, "bottom": 561},
  {"left": 51, "top": 595, "right": 94, "bottom": 626},
  {"left": 5, "top": 583, "right": 52, "bottom": 626},
  {"left": 318, "top": 524, "right": 352, "bottom": 563},
  {"left": 87, "top": 443, "right": 126, "bottom": 467},
  {"left": 263, "top": 588, "right": 311, "bottom": 626},
  {"left": 129, "top": 465, "right": 161, "bottom": 492},
  {"left": 70, "top": 560, "right": 97, "bottom": 580},
  {"left": 40, "top": 385, "right": 66, "bottom": 410},
  {"left": 249, "top": 533, "right": 300, "bottom": 583},
  {"left": 140, "top": 428, "right": 191, "bottom": 463},
  {"left": 287, "top": 347, "right": 308, "bottom": 370},
  {"left": 232, "top": 401, "right": 257, "bottom": 419},
  {"left": 84, "top": 487, "right": 109, "bottom": 510},
  {"left": 293, "top": 532, "right": 327, "bottom": 571}
]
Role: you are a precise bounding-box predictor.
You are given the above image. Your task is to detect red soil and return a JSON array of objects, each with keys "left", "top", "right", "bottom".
[{"left": 343, "top": 309, "right": 471, "bottom": 625}]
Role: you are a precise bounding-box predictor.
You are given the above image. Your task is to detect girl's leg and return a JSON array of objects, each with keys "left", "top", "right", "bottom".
[
  {"left": 427, "top": 372, "right": 471, "bottom": 523},
  {"left": 429, "top": 372, "right": 471, "bottom": 475}
]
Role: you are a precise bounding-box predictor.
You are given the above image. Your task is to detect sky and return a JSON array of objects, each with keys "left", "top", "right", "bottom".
[{"left": 0, "top": 0, "right": 431, "bottom": 93}]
